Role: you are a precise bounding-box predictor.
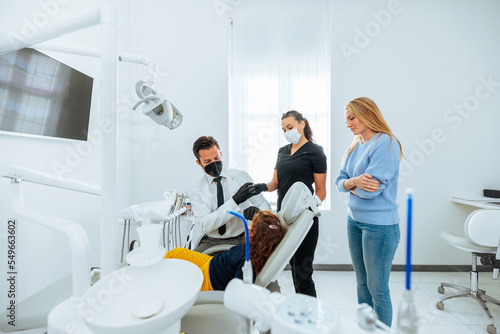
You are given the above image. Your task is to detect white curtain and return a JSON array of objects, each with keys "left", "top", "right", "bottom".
[{"left": 229, "top": 0, "right": 331, "bottom": 208}]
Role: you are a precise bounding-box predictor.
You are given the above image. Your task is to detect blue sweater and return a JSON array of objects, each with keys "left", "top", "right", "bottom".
[{"left": 335, "top": 133, "right": 400, "bottom": 225}]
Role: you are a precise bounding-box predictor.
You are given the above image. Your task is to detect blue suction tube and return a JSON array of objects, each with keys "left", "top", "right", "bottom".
[
  {"left": 406, "top": 190, "right": 413, "bottom": 291},
  {"left": 227, "top": 211, "right": 250, "bottom": 262}
]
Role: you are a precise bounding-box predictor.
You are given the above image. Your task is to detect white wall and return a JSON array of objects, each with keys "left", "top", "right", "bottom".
[
  {"left": 128, "top": 0, "right": 229, "bottom": 203},
  {"left": 115, "top": 0, "right": 500, "bottom": 268},
  {"left": 0, "top": 0, "right": 499, "bottom": 310},
  {"left": 326, "top": 0, "right": 500, "bottom": 265}
]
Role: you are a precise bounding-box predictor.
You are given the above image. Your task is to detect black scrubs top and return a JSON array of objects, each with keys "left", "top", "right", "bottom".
[{"left": 275, "top": 141, "right": 327, "bottom": 211}]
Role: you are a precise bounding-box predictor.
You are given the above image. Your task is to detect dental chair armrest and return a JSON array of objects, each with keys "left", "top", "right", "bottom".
[{"left": 202, "top": 244, "right": 234, "bottom": 255}]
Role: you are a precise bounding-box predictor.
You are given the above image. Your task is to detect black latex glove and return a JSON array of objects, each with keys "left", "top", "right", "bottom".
[
  {"left": 243, "top": 206, "right": 260, "bottom": 220},
  {"left": 253, "top": 183, "right": 268, "bottom": 195},
  {"left": 233, "top": 182, "right": 257, "bottom": 205}
]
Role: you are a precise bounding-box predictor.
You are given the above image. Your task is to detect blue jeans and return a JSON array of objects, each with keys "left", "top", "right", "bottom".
[{"left": 347, "top": 216, "right": 400, "bottom": 327}]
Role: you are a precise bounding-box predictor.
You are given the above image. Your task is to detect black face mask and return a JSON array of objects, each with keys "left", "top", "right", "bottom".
[{"left": 204, "top": 160, "right": 223, "bottom": 177}]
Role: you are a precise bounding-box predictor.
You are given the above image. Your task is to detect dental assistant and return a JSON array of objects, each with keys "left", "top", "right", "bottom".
[
  {"left": 335, "top": 97, "right": 403, "bottom": 327},
  {"left": 254, "top": 110, "right": 327, "bottom": 297}
]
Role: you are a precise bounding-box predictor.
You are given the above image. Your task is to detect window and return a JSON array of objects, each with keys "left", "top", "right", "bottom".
[{"left": 229, "top": 0, "right": 331, "bottom": 209}]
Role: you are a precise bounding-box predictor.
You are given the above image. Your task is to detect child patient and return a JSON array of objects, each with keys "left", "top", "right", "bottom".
[{"left": 164, "top": 210, "right": 285, "bottom": 291}]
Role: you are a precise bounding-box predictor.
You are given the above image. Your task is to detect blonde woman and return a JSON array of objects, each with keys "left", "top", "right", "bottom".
[{"left": 335, "top": 97, "right": 403, "bottom": 327}]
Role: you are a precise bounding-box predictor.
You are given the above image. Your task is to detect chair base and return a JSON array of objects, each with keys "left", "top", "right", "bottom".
[{"left": 437, "top": 275, "right": 500, "bottom": 334}]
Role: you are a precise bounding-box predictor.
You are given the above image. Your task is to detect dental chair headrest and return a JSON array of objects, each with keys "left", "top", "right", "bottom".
[{"left": 279, "top": 182, "right": 321, "bottom": 225}]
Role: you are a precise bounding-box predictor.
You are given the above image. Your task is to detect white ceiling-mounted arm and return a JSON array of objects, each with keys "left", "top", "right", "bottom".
[
  {"left": 0, "top": 163, "right": 100, "bottom": 195},
  {"left": 1, "top": 5, "right": 105, "bottom": 56},
  {"left": 32, "top": 41, "right": 158, "bottom": 82}
]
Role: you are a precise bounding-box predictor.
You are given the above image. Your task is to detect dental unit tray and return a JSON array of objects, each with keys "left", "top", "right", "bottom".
[{"left": 119, "top": 193, "right": 187, "bottom": 223}]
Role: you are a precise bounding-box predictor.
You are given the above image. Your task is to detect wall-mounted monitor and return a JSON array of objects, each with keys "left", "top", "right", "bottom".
[{"left": 0, "top": 48, "right": 93, "bottom": 141}]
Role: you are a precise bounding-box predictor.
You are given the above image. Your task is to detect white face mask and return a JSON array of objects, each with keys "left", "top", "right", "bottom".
[{"left": 284, "top": 127, "right": 302, "bottom": 144}]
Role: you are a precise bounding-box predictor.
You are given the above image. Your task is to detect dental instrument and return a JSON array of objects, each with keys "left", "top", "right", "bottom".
[
  {"left": 119, "top": 194, "right": 188, "bottom": 254},
  {"left": 396, "top": 189, "right": 419, "bottom": 333}
]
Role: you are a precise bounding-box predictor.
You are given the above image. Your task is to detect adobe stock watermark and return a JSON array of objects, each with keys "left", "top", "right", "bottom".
[
  {"left": 400, "top": 74, "right": 500, "bottom": 181},
  {"left": 315, "top": 235, "right": 341, "bottom": 262},
  {"left": 233, "top": 290, "right": 286, "bottom": 334},
  {"left": 213, "top": 0, "right": 243, "bottom": 21},
  {"left": 1, "top": 0, "right": 72, "bottom": 52},
  {"left": 340, "top": 0, "right": 404, "bottom": 63},
  {"left": 229, "top": 112, "right": 282, "bottom": 171},
  {"left": 50, "top": 68, "right": 170, "bottom": 180},
  {"left": 409, "top": 276, "right": 467, "bottom": 327},
  {"left": 61, "top": 270, "right": 130, "bottom": 334}
]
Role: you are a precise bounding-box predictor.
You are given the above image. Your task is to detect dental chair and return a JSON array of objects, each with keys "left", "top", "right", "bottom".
[
  {"left": 436, "top": 209, "right": 500, "bottom": 334},
  {"left": 181, "top": 182, "right": 321, "bottom": 334}
]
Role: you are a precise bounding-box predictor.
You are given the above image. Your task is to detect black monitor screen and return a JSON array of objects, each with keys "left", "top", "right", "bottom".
[{"left": 0, "top": 48, "right": 93, "bottom": 141}]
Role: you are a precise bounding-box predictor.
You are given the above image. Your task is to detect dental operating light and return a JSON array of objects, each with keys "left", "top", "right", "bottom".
[{"left": 132, "top": 80, "right": 183, "bottom": 130}]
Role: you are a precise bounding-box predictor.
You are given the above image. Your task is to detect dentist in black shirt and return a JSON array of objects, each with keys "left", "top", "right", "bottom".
[{"left": 254, "top": 110, "right": 327, "bottom": 297}]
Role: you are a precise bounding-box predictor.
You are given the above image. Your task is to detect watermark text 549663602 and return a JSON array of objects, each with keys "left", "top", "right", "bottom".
[
  {"left": 1, "top": 0, "right": 72, "bottom": 52},
  {"left": 340, "top": 0, "right": 404, "bottom": 63},
  {"left": 5, "top": 219, "right": 17, "bottom": 328}
]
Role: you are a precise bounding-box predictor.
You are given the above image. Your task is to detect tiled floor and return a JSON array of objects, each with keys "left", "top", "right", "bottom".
[{"left": 277, "top": 270, "right": 500, "bottom": 333}]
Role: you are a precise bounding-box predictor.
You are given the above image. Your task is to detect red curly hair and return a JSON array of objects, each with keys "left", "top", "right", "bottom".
[{"left": 249, "top": 210, "right": 286, "bottom": 274}]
